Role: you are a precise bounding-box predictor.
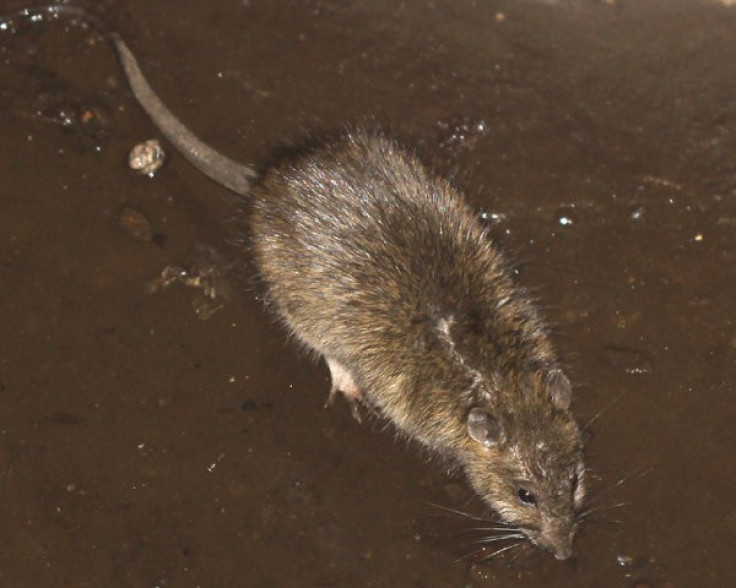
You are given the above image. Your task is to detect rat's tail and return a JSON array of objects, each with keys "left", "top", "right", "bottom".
[{"left": 1, "top": 3, "right": 256, "bottom": 195}]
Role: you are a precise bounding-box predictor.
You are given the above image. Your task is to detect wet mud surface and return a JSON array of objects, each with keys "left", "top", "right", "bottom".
[{"left": 1, "top": 0, "right": 735, "bottom": 586}]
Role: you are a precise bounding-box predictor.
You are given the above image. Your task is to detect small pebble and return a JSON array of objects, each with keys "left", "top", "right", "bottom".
[
  {"left": 117, "top": 206, "right": 154, "bottom": 242},
  {"left": 128, "top": 139, "right": 166, "bottom": 176}
]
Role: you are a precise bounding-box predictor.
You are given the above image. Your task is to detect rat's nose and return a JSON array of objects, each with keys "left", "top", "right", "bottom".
[
  {"left": 553, "top": 544, "right": 574, "bottom": 561},
  {"left": 539, "top": 522, "right": 575, "bottom": 561}
]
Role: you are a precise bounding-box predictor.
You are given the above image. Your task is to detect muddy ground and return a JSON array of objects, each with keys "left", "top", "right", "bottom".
[{"left": 1, "top": 0, "right": 735, "bottom": 586}]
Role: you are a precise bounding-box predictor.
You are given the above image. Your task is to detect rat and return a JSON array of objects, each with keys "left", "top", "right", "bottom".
[{"left": 2, "top": 4, "right": 586, "bottom": 560}]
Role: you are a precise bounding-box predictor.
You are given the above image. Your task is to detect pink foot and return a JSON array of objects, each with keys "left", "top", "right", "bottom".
[{"left": 324, "top": 357, "right": 363, "bottom": 422}]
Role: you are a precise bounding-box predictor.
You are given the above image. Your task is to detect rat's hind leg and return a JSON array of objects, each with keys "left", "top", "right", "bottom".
[{"left": 324, "top": 356, "right": 363, "bottom": 422}]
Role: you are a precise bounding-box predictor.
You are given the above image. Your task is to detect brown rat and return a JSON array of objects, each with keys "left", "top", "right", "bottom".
[
  {"left": 251, "top": 133, "right": 586, "bottom": 559},
  {"left": 2, "top": 4, "right": 586, "bottom": 560}
]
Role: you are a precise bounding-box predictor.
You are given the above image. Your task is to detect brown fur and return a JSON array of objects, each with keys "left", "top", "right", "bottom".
[{"left": 251, "top": 131, "right": 585, "bottom": 559}]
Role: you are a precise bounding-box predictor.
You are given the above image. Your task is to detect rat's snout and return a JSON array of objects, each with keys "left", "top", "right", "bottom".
[
  {"left": 552, "top": 542, "right": 574, "bottom": 561},
  {"left": 538, "top": 520, "right": 576, "bottom": 561}
]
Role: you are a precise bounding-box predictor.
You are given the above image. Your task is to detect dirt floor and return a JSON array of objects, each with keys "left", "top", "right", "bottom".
[{"left": 1, "top": 0, "right": 735, "bottom": 586}]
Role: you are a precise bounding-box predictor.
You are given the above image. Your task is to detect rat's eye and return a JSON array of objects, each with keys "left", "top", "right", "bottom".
[{"left": 517, "top": 487, "right": 537, "bottom": 506}]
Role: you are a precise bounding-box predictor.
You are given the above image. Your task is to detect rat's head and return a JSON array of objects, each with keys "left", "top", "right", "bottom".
[{"left": 462, "top": 369, "right": 586, "bottom": 561}]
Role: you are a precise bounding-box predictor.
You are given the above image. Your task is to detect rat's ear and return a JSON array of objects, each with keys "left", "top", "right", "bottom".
[
  {"left": 467, "top": 408, "right": 504, "bottom": 447},
  {"left": 546, "top": 369, "right": 572, "bottom": 410}
]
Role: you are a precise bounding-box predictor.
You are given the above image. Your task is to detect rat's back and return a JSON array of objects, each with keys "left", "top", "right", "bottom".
[{"left": 250, "top": 131, "right": 501, "bottom": 358}]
